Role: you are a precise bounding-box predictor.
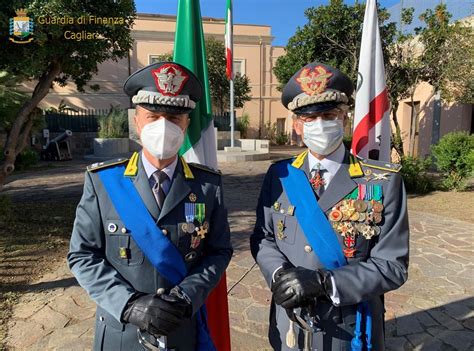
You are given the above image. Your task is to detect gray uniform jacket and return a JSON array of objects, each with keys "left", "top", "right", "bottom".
[
  {"left": 68, "top": 153, "right": 233, "bottom": 351},
  {"left": 251, "top": 149, "right": 409, "bottom": 351}
]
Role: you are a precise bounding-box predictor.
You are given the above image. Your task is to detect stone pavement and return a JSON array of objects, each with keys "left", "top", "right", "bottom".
[{"left": 4, "top": 152, "right": 474, "bottom": 350}]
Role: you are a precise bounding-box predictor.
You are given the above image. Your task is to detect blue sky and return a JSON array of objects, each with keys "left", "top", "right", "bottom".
[
  {"left": 135, "top": 1, "right": 471, "bottom": 46},
  {"left": 135, "top": 1, "right": 398, "bottom": 46}
]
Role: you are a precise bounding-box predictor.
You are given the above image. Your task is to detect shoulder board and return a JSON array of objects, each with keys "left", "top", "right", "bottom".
[
  {"left": 188, "top": 163, "right": 222, "bottom": 175},
  {"left": 87, "top": 158, "right": 129, "bottom": 172},
  {"left": 359, "top": 158, "right": 402, "bottom": 173}
]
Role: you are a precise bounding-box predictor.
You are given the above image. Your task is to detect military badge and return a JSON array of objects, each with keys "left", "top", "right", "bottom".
[
  {"left": 190, "top": 235, "right": 201, "bottom": 249},
  {"left": 151, "top": 63, "right": 189, "bottom": 96},
  {"left": 287, "top": 205, "right": 295, "bottom": 216},
  {"left": 296, "top": 65, "right": 333, "bottom": 96},
  {"left": 343, "top": 248, "right": 356, "bottom": 258},
  {"left": 9, "top": 9, "right": 34, "bottom": 44},
  {"left": 276, "top": 220, "right": 286, "bottom": 240},
  {"left": 189, "top": 193, "right": 197, "bottom": 202},
  {"left": 273, "top": 202, "right": 281, "bottom": 211}
]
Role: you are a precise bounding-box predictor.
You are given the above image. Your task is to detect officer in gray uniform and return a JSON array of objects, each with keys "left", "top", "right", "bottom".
[
  {"left": 251, "top": 62, "right": 409, "bottom": 350},
  {"left": 68, "top": 62, "right": 232, "bottom": 351}
]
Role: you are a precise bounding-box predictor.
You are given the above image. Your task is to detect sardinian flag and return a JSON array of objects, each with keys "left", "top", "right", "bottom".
[
  {"left": 351, "top": 0, "right": 391, "bottom": 161},
  {"left": 225, "top": 0, "right": 233, "bottom": 80}
]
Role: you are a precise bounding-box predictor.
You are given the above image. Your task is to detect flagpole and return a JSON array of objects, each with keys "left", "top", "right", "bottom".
[{"left": 230, "top": 79, "right": 235, "bottom": 147}]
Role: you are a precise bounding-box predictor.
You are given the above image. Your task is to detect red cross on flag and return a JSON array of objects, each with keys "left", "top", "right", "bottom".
[{"left": 351, "top": 0, "right": 391, "bottom": 161}]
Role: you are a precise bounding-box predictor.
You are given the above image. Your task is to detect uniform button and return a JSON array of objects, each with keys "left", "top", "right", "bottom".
[
  {"left": 304, "top": 245, "right": 313, "bottom": 253},
  {"left": 162, "top": 229, "right": 168, "bottom": 236},
  {"left": 99, "top": 316, "right": 104, "bottom": 322},
  {"left": 121, "top": 227, "right": 127, "bottom": 234}
]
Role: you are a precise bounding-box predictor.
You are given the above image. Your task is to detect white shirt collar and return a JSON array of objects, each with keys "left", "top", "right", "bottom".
[
  {"left": 307, "top": 142, "right": 346, "bottom": 176},
  {"left": 141, "top": 152, "right": 178, "bottom": 182}
]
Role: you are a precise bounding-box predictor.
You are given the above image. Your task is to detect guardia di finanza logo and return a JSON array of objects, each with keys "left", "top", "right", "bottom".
[{"left": 9, "top": 8, "right": 34, "bottom": 44}]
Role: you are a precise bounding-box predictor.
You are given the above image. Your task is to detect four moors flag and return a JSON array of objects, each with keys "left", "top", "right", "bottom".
[
  {"left": 351, "top": 0, "right": 391, "bottom": 161},
  {"left": 225, "top": 0, "right": 233, "bottom": 80},
  {"left": 174, "top": 1, "right": 231, "bottom": 350},
  {"left": 174, "top": 0, "right": 218, "bottom": 169}
]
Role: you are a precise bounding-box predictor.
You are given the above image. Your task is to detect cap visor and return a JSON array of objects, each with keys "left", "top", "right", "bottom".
[
  {"left": 137, "top": 103, "right": 193, "bottom": 115},
  {"left": 293, "top": 102, "right": 339, "bottom": 115}
]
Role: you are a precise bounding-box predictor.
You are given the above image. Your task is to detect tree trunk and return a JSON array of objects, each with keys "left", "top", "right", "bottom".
[
  {"left": 391, "top": 102, "right": 404, "bottom": 157},
  {"left": 0, "top": 61, "right": 61, "bottom": 189}
]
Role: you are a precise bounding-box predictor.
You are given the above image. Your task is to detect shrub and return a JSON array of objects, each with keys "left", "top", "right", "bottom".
[
  {"left": 97, "top": 106, "right": 128, "bottom": 138},
  {"left": 236, "top": 113, "right": 250, "bottom": 139},
  {"left": 275, "top": 132, "right": 289, "bottom": 145},
  {"left": 432, "top": 132, "right": 474, "bottom": 191},
  {"left": 400, "top": 156, "right": 434, "bottom": 194},
  {"left": 14, "top": 148, "right": 39, "bottom": 171}
]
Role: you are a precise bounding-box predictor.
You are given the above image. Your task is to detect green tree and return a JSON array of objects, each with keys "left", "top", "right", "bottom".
[
  {"left": 403, "top": 5, "right": 473, "bottom": 156},
  {"left": 273, "top": 0, "right": 395, "bottom": 90},
  {"left": 205, "top": 37, "right": 251, "bottom": 114},
  {"left": 273, "top": 1, "right": 472, "bottom": 158},
  {"left": 156, "top": 38, "right": 252, "bottom": 115},
  {"left": 0, "top": 1, "right": 136, "bottom": 187}
]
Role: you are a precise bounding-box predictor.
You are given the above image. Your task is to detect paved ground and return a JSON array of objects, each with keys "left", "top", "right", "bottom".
[{"left": 3, "top": 150, "right": 474, "bottom": 350}]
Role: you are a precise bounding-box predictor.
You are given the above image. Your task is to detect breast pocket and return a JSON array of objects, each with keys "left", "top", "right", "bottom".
[
  {"left": 104, "top": 220, "right": 145, "bottom": 266},
  {"left": 272, "top": 213, "right": 297, "bottom": 246}
]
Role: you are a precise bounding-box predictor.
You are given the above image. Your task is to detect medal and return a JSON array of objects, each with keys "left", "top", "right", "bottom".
[
  {"left": 344, "top": 248, "right": 356, "bottom": 258},
  {"left": 196, "top": 224, "right": 208, "bottom": 239},
  {"left": 185, "top": 203, "right": 196, "bottom": 224},
  {"left": 344, "top": 235, "right": 356, "bottom": 249},
  {"left": 310, "top": 168, "right": 326, "bottom": 191},
  {"left": 350, "top": 211, "right": 360, "bottom": 222},
  {"left": 195, "top": 203, "right": 205, "bottom": 224},
  {"left": 354, "top": 199, "right": 367, "bottom": 213},
  {"left": 329, "top": 209, "right": 343, "bottom": 222},
  {"left": 186, "top": 222, "right": 196, "bottom": 234},
  {"left": 190, "top": 235, "right": 201, "bottom": 249},
  {"left": 358, "top": 212, "right": 366, "bottom": 222},
  {"left": 372, "top": 201, "right": 384, "bottom": 213},
  {"left": 373, "top": 212, "right": 382, "bottom": 224},
  {"left": 373, "top": 226, "right": 381, "bottom": 236},
  {"left": 339, "top": 222, "right": 354, "bottom": 237}
]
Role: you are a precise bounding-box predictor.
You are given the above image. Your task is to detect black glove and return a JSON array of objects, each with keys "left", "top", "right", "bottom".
[
  {"left": 122, "top": 290, "right": 191, "bottom": 337},
  {"left": 271, "top": 267, "right": 332, "bottom": 309}
]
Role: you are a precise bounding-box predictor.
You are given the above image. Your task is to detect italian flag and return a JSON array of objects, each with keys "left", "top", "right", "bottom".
[
  {"left": 175, "top": 0, "right": 218, "bottom": 169},
  {"left": 351, "top": 0, "right": 391, "bottom": 161},
  {"left": 225, "top": 0, "right": 233, "bottom": 80},
  {"left": 174, "top": 1, "right": 231, "bottom": 350}
]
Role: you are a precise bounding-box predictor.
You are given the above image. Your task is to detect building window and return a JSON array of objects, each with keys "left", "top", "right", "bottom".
[
  {"left": 233, "top": 59, "right": 246, "bottom": 76},
  {"left": 149, "top": 53, "right": 172, "bottom": 65}
]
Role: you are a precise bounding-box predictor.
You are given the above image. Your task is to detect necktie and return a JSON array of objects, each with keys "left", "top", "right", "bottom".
[
  {"left": 151, "top": 170, "right": 169, "bottom": 210},
  {"left": 310, "top": 165, "right": 326, "bottom": 199}
]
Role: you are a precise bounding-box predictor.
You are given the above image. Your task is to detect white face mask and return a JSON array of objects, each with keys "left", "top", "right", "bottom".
[
  {"left": 303, "top": 119, "right": 344, "bottom": 156},
  {"left": 140, "top": 118, "right": 185, "bottom": 160}
]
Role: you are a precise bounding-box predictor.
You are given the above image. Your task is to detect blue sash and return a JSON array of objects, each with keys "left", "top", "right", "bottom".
[
  {"left": 276, "top": 160, "right": 371, "bottom": 350},
  {"left": 98, "top": 165, "right": 215, "bottom": 351}
]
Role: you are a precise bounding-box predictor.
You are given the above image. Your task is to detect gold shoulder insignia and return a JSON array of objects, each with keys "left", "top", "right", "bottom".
[
  {"left": 360, "top": 158, "right": 402, "bottom": 173},
  {"left": 87, "top": 157, "right": 129, "bottom": 172},
  {"left": 187, "top": 162, "right": 221, "bottom": 176},
  {"left": 348, "top": 154, "right": 364, "bottom": 178},
  {"left": 291, "top": 150, "right": 309, "bottom": 169}
]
